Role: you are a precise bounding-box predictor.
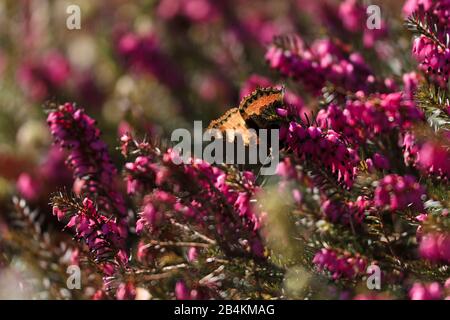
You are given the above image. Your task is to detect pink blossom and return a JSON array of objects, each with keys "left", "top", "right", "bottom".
[
  {"left": 116, "top": 282, "right": 136, "bottom": 300},
  {"left": 313, "top": 248, "right": 367, "bottom": 280},
  {"left": 409, "top": 282, "right": 442, "bottom": 300},
  {"left": 419, "top": 232, "right": 450, "bottom": 263},
  {"left": 374, "top": 174, "right": 425, "bottom": 212}
]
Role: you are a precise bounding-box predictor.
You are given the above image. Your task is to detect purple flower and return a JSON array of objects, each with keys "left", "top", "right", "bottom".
[
  {"left": 402, "top": 133, "right": 450, "bottom": 180},
  {"left": 266, "top": 35, "right": 377, "bottom": 95},
  {"left": 116, "top": 282, "right": 136, "bottom": 300},
  {"left": 283, "top": 122, "right": 359, "bottom": 188},
  {"left": 47, "top": 103, "right": 126, "bottom": 221},
  {"left": 125, "top": 142, "right": 264, "bottom": 258},
  {"left": 175, "top": 281, "right": 191, "bottom": 300},
  {"left": 321, "top": 197, "right": 368, "bottom": 225},
  {"left": 416, "top": 141, "right": 450, "bottom": 180},
  {"left": 313, "top": 248, "right": 367, "bottom": 280},
  {"left": 409, "top": 282, "right": 442, "bottom": 300},
  {"left": 374, "top": 174, "right": 425, "bottom": 212},
  {"left": 53, "top": 197, "right": 128, "bottom": 276},
  {"left": 419, "top": 233, "right": 450, "bottom": 263}
]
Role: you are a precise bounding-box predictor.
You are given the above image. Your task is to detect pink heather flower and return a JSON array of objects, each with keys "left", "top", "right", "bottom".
[
  {"left": 175, "top": 284, "right": 210, "bottom": 300},
  {"left": 187, "top": 247, "right": 198, "bottom": 262},
  {"left": 419, "top": 233, "right": 450, "bottom": 263},
  {"left": 321, "top": 198, "right": 367, "bottom": 225},
  {"left": 276, "top": 158, "right": 300, "bottom": 181},
  {"left": 419, "top": 233, "right": 442, "bottom": 262},
  {"left": 47, "top": 103, "right": 126, "bottom": 220},
  {"left": 266, "top": 36, "right": 377, "bottom": 95},
  {"left": 316, "top": 103, "right": 361, "bottom": 145},
  {"left": 17, "top": 52, "right": 71, "bottom": 101},
  {"left": 283, "top": 122, "right": 359, "bottom": 188},
  {"left": 127, "top": 147, "right": 264, "bottom": 258},
  {"left": 403, "top": 0, "right": 434, "bottom": 17},
  {"left": 53, "top": 197, "right": 128, "bottom": 276},
  {"left": 313, "top": 248, "right": 367, "bottom": 280},
  {"left": 116, "top": 282, "right": 136, "bottom": 300},
  {"left": 374, "top": 174, "right": 425, "bottom": 212},
  {"left": 70, "top": 248, "right": 80, "bottom": 266},
  {"left": 175, "top": 281, "right": 191, "bottom": 300},
  {"left": 318, "top": 93, "right": 422, "bottom": 146},
  {"left": 136, "top": 241, "right": 156, "bottom": 265},
  {"left": 408, "top": 0, "right": 450, "bottom": 85},
  {"left": 402, "top": 72, "right": 420, "bottom": 100},
  {"left": 416, "top": 141, "right": 450, "bottom": 180},
  {"left": 338, "top": 0, "right": 365, "bottom": 33},
  {"left": 402, "top": 133, "right": 450, "bottom": 180},
  {"left": 402, "top": 132, "right": 420, "bottom": 165},
  {"left": 372, "top": 153, "right": 391, "bottom": 170},
  {"left": 403, "top": 0, "right": 450, "bottom": 23},
  {"left": 409, "top": 282, "right": 442, "bottom": 300},
  {"left": 124, "top": 155, "right": 161, "bottom": 194},
  {"left": 412, "top": 35, "right": 450, "bottom": 85},
  {"left": 135, "top": 191, "right": 178, "bottom": 235},
  {"left": 445, "top": 278, "right": 450, "bottom": 291},
  {"left": 344, "top": 92, "right": 423, "bottom": 138}
]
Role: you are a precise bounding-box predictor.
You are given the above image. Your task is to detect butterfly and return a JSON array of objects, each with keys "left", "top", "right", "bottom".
[{"left": 207, "top": 87, "right": 285, "bottom": 145}]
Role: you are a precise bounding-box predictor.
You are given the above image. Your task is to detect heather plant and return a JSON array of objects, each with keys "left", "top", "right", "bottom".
[{"left": 0, "top": 0, "right": 449, "bottom": 301}]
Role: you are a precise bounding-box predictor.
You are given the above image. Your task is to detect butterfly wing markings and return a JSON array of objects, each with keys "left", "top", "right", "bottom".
[
  {"left": 238, "top": 87, "right": 285, "bottom": 129},
  {"left": 207, "top": 108, "right": 256, "bottom": 145},
  {"left": 206, "top": 86, "right": 284, "bottom": 145}
]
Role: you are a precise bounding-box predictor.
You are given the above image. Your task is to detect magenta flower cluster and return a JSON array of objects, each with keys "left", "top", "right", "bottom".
[
  {"left": 407, "top": 0, "right": 450, "bottom": 85},
  {"left": 53, "top": 197, "right": 128, "bottom": 276},
  {"left": 47, "top": 102, "right": 127, "bottom": 221},
  {"left": 125, "top": 146, "right": 263, "bottom": 258},
  {"left": 313, "top": 248, "right": 367, "bottom": 280},
  {"left": 321, "top": 197, "right": 369, "bottom": 226},
  {"left": 281, "top": 123, "right": 359, "bottom": 188},
  {"left": 266, "top": 36, "right": 376, "bottom": 95},
  {"left": 409, "top": 281, "right": 447, "bottom": 300},
  {"left": 403, "top": 133, "right": 450, "bottom": 180},
  {"left": 317, "top": 92, "right": 423, "bottom": 145},
  {"left": 374, "top": 174, "right": 425, "bottom": 212},
  {"left": 419, "top": 233, "right": 450, "bottom": 263}
]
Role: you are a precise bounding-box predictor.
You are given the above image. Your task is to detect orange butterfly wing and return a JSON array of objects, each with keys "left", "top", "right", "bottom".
[{"left": 207, "top": 108, "right": 256, "bottom": 145}]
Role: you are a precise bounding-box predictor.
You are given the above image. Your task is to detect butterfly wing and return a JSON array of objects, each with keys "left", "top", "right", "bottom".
[
  {"left": 207, "top": 108, "right": 256, "bottom": 145},
  {"left": 239, "top": 87, "right": 284, "bottom": 128}
]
